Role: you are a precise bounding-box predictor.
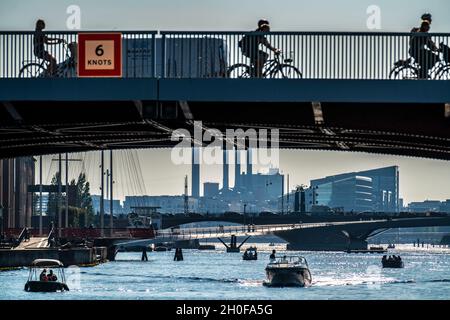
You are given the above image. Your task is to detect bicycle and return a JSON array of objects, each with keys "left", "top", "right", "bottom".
[
  {"left": 227, "top": 52, "right": 302, "bottom": 79},
  {"left": 389, "top": 42, "right": 450, "bottom": 80},
  {"left": 18, "top": 40, "right": 76, "bottom": 78}
]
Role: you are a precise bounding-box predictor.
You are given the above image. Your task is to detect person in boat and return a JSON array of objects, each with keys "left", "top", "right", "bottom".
[
  {"left": 48, "top": 270, "right": 57, "bottom": 282},
  {"left": 269, "top": 249, "right": 276, "bottom": 262},
  {"left": 39, "top": 269, "right": 47, "bottom": 282},
  {"left": 382, "top": 255, "right": 387, "bottom": 262}
]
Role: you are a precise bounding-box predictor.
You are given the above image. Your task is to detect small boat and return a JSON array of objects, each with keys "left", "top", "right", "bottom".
[
  {"left": 382, "top": 255, "right": 404, "bottom": 268},
  {"left": 269, "top": 242, "right": 275, "bottom": 246},
  {"left": 243, "top": 247, "right": 258, "bottom": 260},
  {"left": 387, "top": 243, "right": 396, "bottom": 249},
  {"left": 153, "top": 242, "right": 173, "bottom": 252},
  {"left": 24, "top": 259, "right": 69, "bottom": 292},
  {"left": 263, "top": 255, "right": 312, "bottom": 287}
]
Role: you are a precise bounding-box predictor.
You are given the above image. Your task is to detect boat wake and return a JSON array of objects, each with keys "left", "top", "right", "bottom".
[{"left": 312, "top": 276, "right": 414, "bottom": 287}]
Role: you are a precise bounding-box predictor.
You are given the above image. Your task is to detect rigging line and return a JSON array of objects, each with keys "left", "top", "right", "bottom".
[
  {"left": 45, "top": 154, "right": 56, "bottom": 185},
  {"left": 133, "top": 149, "right": 148, "bottom": 195},
  {"left": 129, "top": 150, "right": 142, "bottom": 197},
  {"left": 114, "top": 150, "right": 125, "bottom": 202},
  {"left": 125, "top": 150, "right": 138, "bottom": 201},
  {"left": 132, "top": 150, "right": 145, "bottom": 196}
]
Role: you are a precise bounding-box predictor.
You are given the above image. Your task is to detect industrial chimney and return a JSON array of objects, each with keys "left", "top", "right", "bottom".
[
  {"left": 246, "top": 148, "right": 252, "bottom": 176},
  {"left": 234, "top": 148, "right": 241, "bottom": 189},
  {"left": 191, "top": 148, "right": 200, "bottom": 198},
  {"left": 223, "top": 149, "right": 229, "bottom": 190}
]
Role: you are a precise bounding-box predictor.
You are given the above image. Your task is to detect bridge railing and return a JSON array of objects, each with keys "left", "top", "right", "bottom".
[
  {"left": 161, "top": 31, "right": 450, "bottom": 80},
  {"left": 155, "top": 223, "right": 314, "bottom": 240},
  {"left": 1, "top": 31, "right": 449, "bottom": 79},
  {"left": 57, "top": 227, "right": 155, "bottom": 239},
  {"left": 0, "top": 31, "right": 157, "bottom": 78}
]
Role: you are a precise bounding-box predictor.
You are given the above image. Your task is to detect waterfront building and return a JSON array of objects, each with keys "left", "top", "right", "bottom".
[
  {"left": 310, "top": 166, "right": 399, "bottom": 213},
  {"left": 0, "top": 157, "right": 35, "bottom": 230}
]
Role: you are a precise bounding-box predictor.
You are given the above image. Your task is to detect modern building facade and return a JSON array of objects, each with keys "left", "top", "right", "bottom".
[
  {"left": 310, "top": 175, "right": 373, "bottom": 212},
  {"left": 123, "top": 195, "right": 198, "bottom": 214},
  {"left": 91, "top": 195, "right": 124, "bottom": 215},
  {"left": 310, "top": 166, "right": 399, "bottom": 213}
]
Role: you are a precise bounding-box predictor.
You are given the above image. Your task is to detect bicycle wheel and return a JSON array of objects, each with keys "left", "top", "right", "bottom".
[
  {"left": 19, "top": 63, "right": 46, "bottom": 78},
  {"left": 270, "top": 64, "right": 302, "bottom": 79},
  {"left": 436, "top": 65, "right": 450, "bottom": 80},
  {"left": 389, "top": 65, "right": 418, "bottom": 80},
  {"left": 226, "top": 63, "right": 251, "bottom": 78}
]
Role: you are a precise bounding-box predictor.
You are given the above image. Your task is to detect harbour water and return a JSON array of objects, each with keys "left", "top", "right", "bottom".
[{"left": 1, "top": 243, "right": 450, "bottom": 300}]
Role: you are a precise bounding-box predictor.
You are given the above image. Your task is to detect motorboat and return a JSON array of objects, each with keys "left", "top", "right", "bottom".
[
  {"left": 263, "top": 255, "right": 312, "bottom": 287},
  {"left": 243, "top": 247, "right": 258, "bottom": 260},
  {"left": 24, "top": 259, "right": 69, "bottom": 292},
  {"left": 153, "top": 242, "right": 173, "bottom": 252},
  {"left": 382, "top": 255, "right": 404, "bottom": 268}
]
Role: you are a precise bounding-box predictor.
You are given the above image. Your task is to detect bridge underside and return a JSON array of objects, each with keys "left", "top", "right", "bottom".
[
  {"left": 0, "top": 79, "right": 449, "bottom": 159},
  {"left": 274, "top": 217, "right": 450, "bottom": 251}
]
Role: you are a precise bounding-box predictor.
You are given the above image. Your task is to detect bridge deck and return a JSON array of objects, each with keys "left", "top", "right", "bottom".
[
  {"left": 116, "top": 217, "right": 450, "bottom": 247},
  {"left": 1, "top": 31, "right": 450, "bottom": 160}
]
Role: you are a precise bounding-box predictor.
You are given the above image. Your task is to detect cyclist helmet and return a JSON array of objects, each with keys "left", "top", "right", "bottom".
[
  {"left": 421, "top": 13, "right": 432, "bottom": 23},
  {"left": 258, "top": 19, "right": 270, "bottom": 28},
  {"left": 36, "top": 19, "right": 45, "bottom": 30}
]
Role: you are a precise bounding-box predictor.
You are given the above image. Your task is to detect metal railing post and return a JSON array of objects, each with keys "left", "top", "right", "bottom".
[{"left": 161, "top": 33, "right": 166, "bottom": 78}]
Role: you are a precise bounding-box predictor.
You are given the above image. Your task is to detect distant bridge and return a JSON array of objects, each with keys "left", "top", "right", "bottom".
[
  {"left": 0, "top": 31, "right": 449, "bottom": 159},
  {"left": 117, "top": 216, "right": 450, "bottom": 252}
]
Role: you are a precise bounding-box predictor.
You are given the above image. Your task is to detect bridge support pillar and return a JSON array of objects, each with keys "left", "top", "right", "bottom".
[
  {"left": 106, "top": 245, "right": 118, "bottom": 261},
  {"left": 218, "top": 235, "right": 251, "bottom": 253}
]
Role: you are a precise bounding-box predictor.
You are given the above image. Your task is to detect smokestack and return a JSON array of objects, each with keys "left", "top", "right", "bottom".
[
  {"left": 294, "top": 188, "right": 299, "bottom": 212},
  {"left": 223, "top": 149, "right": 229, "bottom": 190},
  {"left": 246, "top": 148, "right": 252, "bottom": 176},
  {"left": 234, "top": 148, "right": 241, "bottom": 188},
  {"left": 192, "top": 148, "right": 200, "bottom": 198}
]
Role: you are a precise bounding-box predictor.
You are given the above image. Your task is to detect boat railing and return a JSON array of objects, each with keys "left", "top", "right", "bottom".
[{"left": 269, "top": 255, "right": 308, "bottom": 267}]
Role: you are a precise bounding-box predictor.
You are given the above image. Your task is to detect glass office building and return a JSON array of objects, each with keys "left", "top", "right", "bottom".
[{"left": 310, "top": 166, "right": 399, "bottom": 213}]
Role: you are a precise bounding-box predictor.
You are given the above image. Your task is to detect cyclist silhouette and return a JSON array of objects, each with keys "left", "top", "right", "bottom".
[
  {"left": 409, "top": 13, "right": 439, "bottom": 79},
  {"left": 239, "top": 19, "right": 280, "bottom": 77},
  {"left": 34, "top": 19, "right": 64, "bottom": 76}
]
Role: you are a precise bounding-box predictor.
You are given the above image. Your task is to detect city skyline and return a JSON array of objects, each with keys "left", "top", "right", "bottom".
[{"left": 37, "top": 149, "right": 450, "bottom": 206}]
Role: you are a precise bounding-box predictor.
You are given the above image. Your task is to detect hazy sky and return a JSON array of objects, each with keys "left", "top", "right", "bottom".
[
  {"left": 2, "top": 1, "right": 449, "bottom": 204},
  {"left": 1, "top": 0, "right": 450, "bottom": 32}
]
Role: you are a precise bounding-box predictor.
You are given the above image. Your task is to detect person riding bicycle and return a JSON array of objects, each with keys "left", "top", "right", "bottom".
[
  {"left": 34, "top": 19, "right": 65, "bottom": 76},
  {"left": 409, "top": 14, "right": 439, "bottom": 79},
  {"left": 238, "top": 19, "right": 281, "bottom": 77}
]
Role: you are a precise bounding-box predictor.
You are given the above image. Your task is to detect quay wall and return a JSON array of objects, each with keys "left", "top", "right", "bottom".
[{"left": 0, "top": 247, "right": 108, "bottom": 268}]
